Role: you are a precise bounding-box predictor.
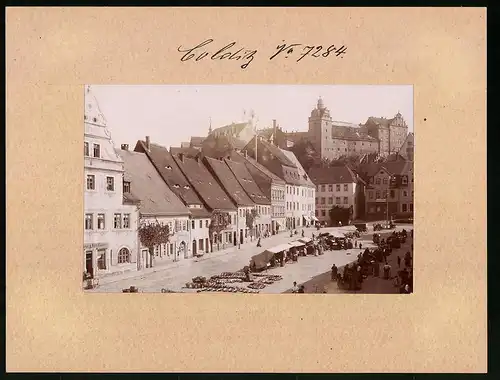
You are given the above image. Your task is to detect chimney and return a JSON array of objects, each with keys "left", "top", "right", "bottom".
[
  {"left": 121, "top": 144, "right": 129, "bottom": 151},
  {"left": 179, "top": 153, "right": 185, "bottom": 162},
  {"left": 145, "top": 136, "right": 151, "bottom": 151}
]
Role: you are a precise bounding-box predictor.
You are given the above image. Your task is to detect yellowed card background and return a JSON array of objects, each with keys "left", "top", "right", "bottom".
[{"left": 6, "top": 7, "right": 487, "bottom": 373}]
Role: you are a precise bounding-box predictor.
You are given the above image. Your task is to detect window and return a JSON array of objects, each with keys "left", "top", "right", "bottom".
[
  {"left": 85, "top": 213, "right": 93, "bottom": 230},
  {"left": 383, "top": 190, "right": 388, "bottom": 199},
  {"left": 343, "top": 197, "right": 348, "bottom": 204},
  {"left": 123, "top": 214, "right": 130, "bottom": 229},
  {"left": 335, "top": 197, "right": 341, "bottom": 204},
  {"left": 336, "top": 184, "right": 341, "bottom": 192},
  {"left": 206, "top": 220, "right": 209, "bottom": 228},
  {"left": 403, "top": 190, "right": 408, "bottom": 197},
  {"left": 409, "top": 204, "right": 414, "bottom": 212},
  {"left": 369, "top": 207, "right": 375, "bottom": 213},
  {"left": 328, "top": 197, "right": 333, "bottom": 204},
  {"left": 199, "top": 239, "right": 204, "bottom": 251},
  {"left": 376, "top": 191, "right": 380, "bottom": 199},
  {"left": 97, "top": 250, "right": 106, "bottom": 270},
  {"left": 114, "top": 213, "right": 122, "bottom": 229},
  {"left": 321, "top": 210, "right": 326, "bottom": 217},
  {"left": 182, "top": 221, "right": 187, "bottom": 231},
  {"left": 106, "top": 176, "right": 115, "bottom": 191},
  {"left": 86, "top": 175, "right": 95, "bottom": 190},
  {"left": 315, "top": 210, "right": 319, "bottom": 216},
  {"left": 328, "top": 185, "right": 333, "bottom": 192},
  {"left": 390, "top": 190, "right": 395, "bottom": 198},
  {"left": 97, "top": 213, "right": 105, "bottom": 229},
  {"left": 321, "top": 185, "right": 326, "bottom": 192},
  {"left": 320, "top": 197, "right": 325, "bottom": 204},
  {"left": 402, "top": 176, "right": 408, "bottom": 185},
  {"left": 369, "top": 191, "right": 374, "bottom": 199},
  {"left": 376, "top": 178, "right": 381, "bottom": 185},
  {"left": 192, "top": 220, "right": 195, "bottom": 230},
  {"left": 383, "top": 178, "right": 388, "bottom": 185},
  {"left": 402, "top": 204, "right": 408, "bottom": 212},
  {"left": 123, "top": 181, "right": 131, "bottom": 193},
  {"left": 411, "top": 191, "right": 414, "bottom": 197},
  {"left": 84, "top": 142, "right": 89, "bottom": 156},
  {"left": 344, "top": 184, "right": 348, "bottom": 191},
  {"left": 118, "top": 248, "right": 130, "bottom": 264},
  {"left": 199, "top": 220, "right": 202, "bottom": 228},
  {"left": 93, "top": 143, "right": 100, "bottom": 158}
]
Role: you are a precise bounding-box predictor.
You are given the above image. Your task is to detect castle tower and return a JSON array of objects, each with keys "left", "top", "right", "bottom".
[{"left": 308, "top": 96, "right": 333, "bottom": 160}]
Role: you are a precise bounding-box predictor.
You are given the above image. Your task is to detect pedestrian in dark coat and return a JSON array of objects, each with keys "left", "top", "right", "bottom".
[
  {"left": 331, "top": 264, "right": 338, "bottom": 280},
  {"left": 397, "top": 256, "right": 401, "bottom": 268}
]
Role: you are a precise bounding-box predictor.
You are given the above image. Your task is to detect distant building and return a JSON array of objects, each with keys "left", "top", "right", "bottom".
[
  {"left": 208, "top": 120, "right": 256, "bottom": 149},
  {"left": 134, "top": 138, "right": 212, "bottom": 258},
  {"left": 308, "top": 165, "right": 363, "bottom": 225},
  {"left": 362, "top": 112, "right": 409, "bottom": 157},
  {"left": 190, "top": 136, "right": 205, "bottom": 150},
  {"left": 117, "top": 147, "right": 192, "bottom": 266},
  {"left": 229, "top": 151, "right": 287, "bottom": 234},
  {"left": 398, "top": 132, "right": 414, "bottom": 161},
  {"left": 360, "top": 160, "right": 414, "bottom": 221},
  {"left": 84, "top": 86, "right": 139, "bottom": 278}
]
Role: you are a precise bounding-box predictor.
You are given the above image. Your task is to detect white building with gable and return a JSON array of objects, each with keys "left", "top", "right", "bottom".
[{"left": 83, "top": 86, "right": 139, "bottom": 279}]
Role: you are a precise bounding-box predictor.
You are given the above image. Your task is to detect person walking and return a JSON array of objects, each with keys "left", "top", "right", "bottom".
[
  {"left": 331, "top": 264, "right": 338, "bottom": 281},
  {"left": 397, "top": 255, "right": 401, "bottom": 268},
  {"left": 359, "top": 243, "right": 363, "bottom": 250}
]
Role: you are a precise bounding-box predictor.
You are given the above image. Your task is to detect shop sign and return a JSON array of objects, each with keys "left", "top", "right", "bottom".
[{"left": 84, "top": 242, "right": 109, "bottom": 249}]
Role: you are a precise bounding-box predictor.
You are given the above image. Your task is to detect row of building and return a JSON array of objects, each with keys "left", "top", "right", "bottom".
[{"left": 84, "top": 88, "right": 414, "bottom": 279}]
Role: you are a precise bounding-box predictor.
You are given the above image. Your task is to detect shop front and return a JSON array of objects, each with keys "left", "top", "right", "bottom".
[{"left": 83, "top": 242, "right": 109, "bottom": 278}]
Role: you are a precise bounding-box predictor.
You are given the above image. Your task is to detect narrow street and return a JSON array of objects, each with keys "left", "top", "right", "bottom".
[{"left": 88, "top": 224, "right": 412, "bottom": 294}]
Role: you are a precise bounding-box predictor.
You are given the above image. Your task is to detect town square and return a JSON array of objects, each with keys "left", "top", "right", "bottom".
[{"left": 83, "top": 85, "right": 414, "bottom": 294}]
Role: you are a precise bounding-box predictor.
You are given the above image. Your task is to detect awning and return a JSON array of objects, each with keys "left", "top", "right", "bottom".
[
  {"left": 311, "top": 216, "right": 319, "bottom": 222},
  {"left": 266, "top": 243, "right": 293, "bottom": 253},
  {"left": 298, "top": 237, "right": 312, "bottom": 243},
  {"left": 288, "top": 240, "right": 306, "bottom": 247},
  {"left": 303, "top": 215, "right": 311, "bottom": 222}
]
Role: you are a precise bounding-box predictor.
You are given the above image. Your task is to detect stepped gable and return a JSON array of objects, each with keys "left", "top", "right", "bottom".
[
  {"left": 134, "top": 140, "right": 210, "bottom": 217},
  {"left": 117, "top": 149, "right": 191, "bottom": 217},
  {"left": 224, "top": 158, "right": 270, "bottom": 205},
  {"left": 204, "top": 156, "right": 255, "bottom": 207},
  {"left": 172, "top": 153, "right": 236, "bottom": 211}
]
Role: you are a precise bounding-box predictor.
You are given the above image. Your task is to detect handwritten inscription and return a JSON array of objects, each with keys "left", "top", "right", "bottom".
[
  {"left": 177, "top": 39, "right": 257, "bottom": 70},
  {"left": 176, "top": 39, "right": 348, "bottom": 70},
  {"left": 270, "top": 42, "right": 347, "bottom": 62}
]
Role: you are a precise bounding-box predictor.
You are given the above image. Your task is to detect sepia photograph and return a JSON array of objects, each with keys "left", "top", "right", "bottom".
[{"left": 83, "top": 85, "right": 414, "bottom": 294}]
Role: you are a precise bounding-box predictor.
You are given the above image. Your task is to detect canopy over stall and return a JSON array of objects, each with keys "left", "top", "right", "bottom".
[
  {"left": 288, "top": 240, "right": 306, "bottom": 248},
  {"left": 330, "top": 231, "right": 346, "bottom": 238},
  {"left": 250, "top": 244, "right": 292, "bottom": 270},
  {"left": 298, "top": 237, "right": 312, "bottom": 244}
]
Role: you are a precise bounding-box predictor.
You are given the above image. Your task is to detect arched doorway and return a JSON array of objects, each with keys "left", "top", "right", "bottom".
[
  {"left": 118, "top": 247, "right": 130, "bottom": 264},
  {"left": 178, "top": 241, "right": 187, "bottom": 261},
  {"left": 192, "top": 240, "right": 197, "bottom": 256}
]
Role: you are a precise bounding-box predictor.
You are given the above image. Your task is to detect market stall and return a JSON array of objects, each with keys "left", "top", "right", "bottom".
[{"left": 250, "top": 243, "right": 292, "bottom": 271}]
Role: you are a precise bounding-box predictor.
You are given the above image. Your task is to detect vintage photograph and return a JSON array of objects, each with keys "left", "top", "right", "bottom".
[{"left": 83, "top": 85, "right": 414, "bottom": 294}]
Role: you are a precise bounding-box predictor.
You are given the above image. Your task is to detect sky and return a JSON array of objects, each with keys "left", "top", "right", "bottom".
[{"left": 89, "top": 85, "right": 414, "bottom": 149}]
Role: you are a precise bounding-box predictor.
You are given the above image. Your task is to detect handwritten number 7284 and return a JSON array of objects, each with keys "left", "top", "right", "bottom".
[{"left": 269, "top": 43, "right": 347, "bottom": 62}]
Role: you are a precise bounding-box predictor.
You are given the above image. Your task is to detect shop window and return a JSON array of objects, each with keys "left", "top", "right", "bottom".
[{"left": 118, "top": 248, "right": 130, "bottom": 264}]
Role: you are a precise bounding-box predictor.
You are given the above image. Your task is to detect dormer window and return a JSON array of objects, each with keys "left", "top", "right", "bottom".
[
  {"left": 123, "top": 181, "right": 131, "bottom": 193},
  {"left": 165, "top": 165, "right": 172, "bottom": 170},
  {"left": 184, "top": 185, "right": 190, "bottom": 189},
  {"left": 173, "top": 184, "right": 180, "bottom": 188}
]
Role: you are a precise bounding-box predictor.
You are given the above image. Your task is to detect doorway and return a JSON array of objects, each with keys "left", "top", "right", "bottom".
[
  {"left": 85, "top": 251, "right": 93, "bottom": 277},
  {"left": 233, "top": 231, "right": 237, "bottom": 246},
  {"left": 192, "top": 240, "right": 197, "bottom": 256},
  {"left": 240, "top": 229, "right": 244, "bottom": 244}
]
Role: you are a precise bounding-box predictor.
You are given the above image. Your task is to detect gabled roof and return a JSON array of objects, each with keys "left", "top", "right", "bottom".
[
  {"left": 232, "top": 151, "right": 285, "bottom": 184},
  {"left": 308, "top": 165, "right": 358, "bottom": 185},
  {"left": 170, "top": 146, "right": 200, "bottom": 158},
  {"left": 360, "top": 160, "right": 411, "bottom": 178},
  {"left": 134, "top": 140, "right": 210, "bottom": 218},
  {"left": 172, "top": 154, "right": 237, "bottom": 211},
  {"left": 224, "top": 158, "right": 270, "bottom": 205},
  {"left": 280, "top": 149, "right": 316, "bottom": 187},
  {"left": 117, "top": 149, "right": 191, "bottom": 217},
  {"left": 204, "top": 157, "right": 255, "bottom": 207},
  {"left": 247, "top": 137, "right": 297, "bottom": 168},
  {"left": 331, "top": 125, "right": 377, "bottom": 141}
]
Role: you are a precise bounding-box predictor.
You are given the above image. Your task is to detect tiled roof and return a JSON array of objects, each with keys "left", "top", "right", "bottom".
[
  {"left": 308, "top": 165, "right": 358, "bottom": 185},
  {"left": 255, "top": 138, "right": 297, "bottom": 167},
  {"left": 331, "top": 125, "right": 377, "bottom": 141},
  {"left": 204, "top": 157, "right": 255, "bottom": 207},
  {"left": 117, "top": 149, "right": 191, "bottom": 217},
  {"left": 280, "top": 149, "right": 316, "bottom": 187},
  {"left": 224, "top": 158, "right": 270, "bottom": 205},
  {"left": 172, "top": 154, "right": 237, "bottom": 211},
  {"left": 134, "top": 140, "right": 208, "bottom": 214},
  {"left": 211, "top": 122, "right": 248, "bottom": 136},
  {"left": 232, "top": 151, "right": 285, "bottom": 184},
  {"left": 170, "top": 147, "right": 201, "bottom": 158},
  {"left": 365, "top": 116, "right": 395, "bottom": 127},
  {"left": 202, "top": 134, "right": 247, "bottom": 157},
  {"left": 358, "top": 160, "right": 410, "bottom": 179}
]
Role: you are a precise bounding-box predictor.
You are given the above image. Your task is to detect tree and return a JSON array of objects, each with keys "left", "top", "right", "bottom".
[
  {"left": 289, "top": 138, "right": 320, "bottom": 172},
  {"left": 208, "top": 210, "right": 230, "bottom": 251},
  {"left": 245, "top": 208, "right": 259, "bottom": 239},
  {"left": 138, "top": 219, "right": 171, "bottom": 268}
]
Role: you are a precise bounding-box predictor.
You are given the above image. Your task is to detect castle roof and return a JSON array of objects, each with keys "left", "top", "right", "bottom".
[
  {"left": 308, "top": 165, "right": 358, "bottom": 185},
  {"left": 224, "top": 158, "right": 270, "bottom": 205},
  {"left": 331, "top": 125, "right": 377, "bottom": 142},
  {"left": 134, "top": 140, "right": 210, "bottom": 217},
  {"left": 204, "top": 156, "right": 255, "bottom": 207},
  {"left": 172, "top": 154, "right": 237, "bottom": 211},
  {"left": 117, "top": 149, "right": 191, "bottom": 217}
]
